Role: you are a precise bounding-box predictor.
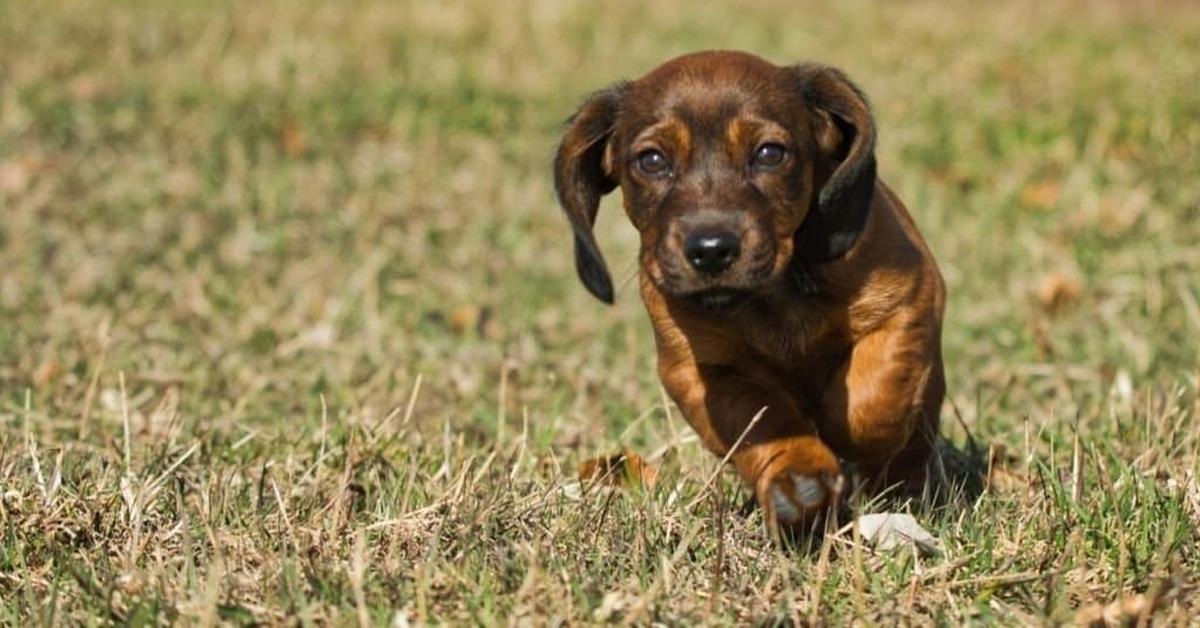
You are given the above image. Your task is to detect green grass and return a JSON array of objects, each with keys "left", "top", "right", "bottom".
[{"left": 2, "top": 0, "right": 1199, "bottom": 624}]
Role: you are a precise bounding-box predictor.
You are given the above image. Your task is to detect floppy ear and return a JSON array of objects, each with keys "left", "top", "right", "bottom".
[
  {"left": 790, "top": 64, "right": 877, "bottom": 262},
  {"left": 553, "top": 83, "right": 627, "bottom": 304}
]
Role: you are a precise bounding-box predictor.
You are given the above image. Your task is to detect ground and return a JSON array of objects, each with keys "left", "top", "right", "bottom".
[{"left": 2, "top": 0, "right": 1199, "bottom": 624}]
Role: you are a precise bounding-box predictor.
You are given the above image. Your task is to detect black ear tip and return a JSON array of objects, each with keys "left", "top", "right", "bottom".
[
  {"left": 574, "top": 234, "right": 615, "bottom": 304},
  {"left": 576, "top": 257, "right": 615, "bottom": 304},
  {"left": 578, "top": 266, "right": 615, "bottom": 304},
  {"left": 588, "top": 280, "right": 615, "bottom": 305}
]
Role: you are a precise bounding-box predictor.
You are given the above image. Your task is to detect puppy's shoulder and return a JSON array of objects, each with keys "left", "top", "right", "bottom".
[{"left": 833, "top": 181, "right": 944, "bottom": 338}]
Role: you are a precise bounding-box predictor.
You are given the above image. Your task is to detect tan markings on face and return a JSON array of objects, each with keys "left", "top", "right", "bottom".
[
  {"left": 672, "top": 120, "right": 691, "bottom": 163},
  {"left": 633, "top": 117, "right": 691, "bottom": 162},
  {"left": 771, "top": 235, "right": 795, "bottom": 278},
  {"left": 769, "top": 178, "right": 802, "bottom": 277},
  {"left": 630, "top": 103, "right": 807, "bottom": 296},
  {"left": 725, "top": 116, "right": 749, "bottom": 162}
]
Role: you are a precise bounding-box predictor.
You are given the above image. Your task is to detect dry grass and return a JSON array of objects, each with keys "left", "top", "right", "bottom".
[{"left": 2, "top": 0, "right": 1199, "bottom": 624}]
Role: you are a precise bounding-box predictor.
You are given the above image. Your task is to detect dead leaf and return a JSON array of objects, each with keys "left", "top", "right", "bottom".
[
  {"left": 1075, "top": 592, "right": 1158, "bottom": 627},
  {"left": 280, "top": 119, "right": 307, "bottom": 157},
  {"left": 1036, "top": 272, "right": 1082, "bottom": 314},
  {"left": 986, "top": 443, "right": 1030, "bottom": 492},
  {"left": 1020, "top": 178, "right": 1062, "bottom": 211},
  {"left": 577, "top": 449, "right": 658, "bottom": 490},
  {"left": 843, "top": 513, "right": 942, "bottom": 556},
  {"left": 449, "top": 304, "right": 500, "bottom": 338},
  {"left": 449, "top": 304, "right": 480, "bottom": 335},
  {"left": 33, "top": 359, "right": 61, "bottom": 388}
]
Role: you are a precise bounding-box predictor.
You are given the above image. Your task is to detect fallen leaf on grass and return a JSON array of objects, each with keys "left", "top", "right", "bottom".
[
  {"left": 840, "top": 513, "right": 942, "bottom": 556},
  {"left": 1020, "top": 178, "right": 1062, "bottom": 211},
  {"left": 1075, "top": 592, "right": 1159, "bottom": 627},
  {"left": 449, "top": 304, "right": 477, "bottom": 333},
  {"left": 448, "top": 304, "right": 501, "bottom": 339},
  {"left": 577, "top": 449, "right": 658, "bottom": 490},
  {"left": 33, "top": 359, "right": 61, "bottom": 388},
  {"left": 1036, "top": 272, "right": 1082, "bottom": 314},
  {"left": 986, "top": 443, "right": 1032, "bottom": 492},
  {"left": 280, "top": 119, "right": 307, "bottom": 157}
]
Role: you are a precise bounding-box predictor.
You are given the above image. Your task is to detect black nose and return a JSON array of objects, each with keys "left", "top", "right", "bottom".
[{"left": 684, "top": 231, "right": 741, "bottom": 275}]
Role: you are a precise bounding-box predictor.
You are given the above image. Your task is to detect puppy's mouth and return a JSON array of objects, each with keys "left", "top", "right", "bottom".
[
  {"left": 685, "top": 288, "right": 752, "bottom": 311},
  {"left": 650, "top": 237, "right": 782, "bottom": 308}
]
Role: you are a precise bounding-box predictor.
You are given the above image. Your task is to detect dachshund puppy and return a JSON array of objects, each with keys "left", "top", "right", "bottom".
[{"left": 554, "top": 51, "right": 945, "bottom": 532}]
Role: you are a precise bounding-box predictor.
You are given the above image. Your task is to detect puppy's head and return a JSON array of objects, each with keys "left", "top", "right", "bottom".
[{"left": 554, "top": 51, "right": 877, "bottom": 309}]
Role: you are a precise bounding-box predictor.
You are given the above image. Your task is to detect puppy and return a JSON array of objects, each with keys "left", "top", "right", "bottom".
[{"left": 554, "top": 51, "right": 945, "bottom": 532}]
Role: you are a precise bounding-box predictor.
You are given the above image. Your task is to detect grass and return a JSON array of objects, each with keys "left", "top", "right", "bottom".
[{"left": 2, "top": 0, "right": 1199, "bottom": 624}]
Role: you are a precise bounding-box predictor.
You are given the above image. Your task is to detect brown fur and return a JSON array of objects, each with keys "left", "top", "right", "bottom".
[{"left": 554, "top": 51, "right": 945, "bottom": 532}]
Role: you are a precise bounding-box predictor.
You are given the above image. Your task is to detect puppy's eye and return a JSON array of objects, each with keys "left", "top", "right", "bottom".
[
  {"left": 636, "top": 149, "right": 671, "bottom": 176},
  {"left": 752, "top": 143, "right": 787, "bottom": 169}
]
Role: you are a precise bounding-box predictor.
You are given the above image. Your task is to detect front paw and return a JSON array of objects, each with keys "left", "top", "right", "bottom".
[{"left": 755, "top": 439, "right": 844, "bottom": 529}]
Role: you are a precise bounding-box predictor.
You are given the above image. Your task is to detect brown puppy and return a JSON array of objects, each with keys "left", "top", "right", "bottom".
[{"left": 554, "top": 51, "right": 945, "bottom": 532}]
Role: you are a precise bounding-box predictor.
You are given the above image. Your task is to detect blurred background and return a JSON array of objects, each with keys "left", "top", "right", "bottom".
[
  {"left": 4, "top": 0, "right": 1197, "bottom": 443},
  {"left": 1, "top": 0, "right": 1198, "bottom": 622}
]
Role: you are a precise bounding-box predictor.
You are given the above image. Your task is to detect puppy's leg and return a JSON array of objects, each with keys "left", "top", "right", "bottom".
[
  {"left": 818, "top": 314, "right": 944, "bottom": 491},
  {"left": 661, "top": 364, "right": 843, "bottom": 532}
]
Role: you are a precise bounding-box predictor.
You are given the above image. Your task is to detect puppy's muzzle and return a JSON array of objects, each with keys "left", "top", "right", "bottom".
[{"left": 684, "top": 229, "right": 741, "bottom": 275}]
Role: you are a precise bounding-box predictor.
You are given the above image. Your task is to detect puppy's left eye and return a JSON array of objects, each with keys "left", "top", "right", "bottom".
[{"left": 752, "top": 143, "right": 787, "bottom": 169}]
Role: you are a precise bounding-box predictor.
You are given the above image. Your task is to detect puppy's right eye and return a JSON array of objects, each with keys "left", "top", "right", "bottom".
[
  {"left": 752, "top": 143, "right": 788, "bottom": 169},
  {"left": 636, "top": 149, "right": 671, "bottom": 176}
]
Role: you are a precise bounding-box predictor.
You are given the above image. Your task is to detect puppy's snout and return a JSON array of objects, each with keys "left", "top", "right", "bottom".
[{"left": 684, "top": 230, "right": 741, "bottom": 275}]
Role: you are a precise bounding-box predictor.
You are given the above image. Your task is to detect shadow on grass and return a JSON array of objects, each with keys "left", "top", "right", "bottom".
[
  {"left": 847, "top": 436, "right": 992, "bottom": 519},
  {"left": 924, "top": 436, "right": 990, "bottom": 507}
]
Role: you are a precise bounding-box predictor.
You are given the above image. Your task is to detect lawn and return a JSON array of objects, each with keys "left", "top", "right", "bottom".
[{"left": 2, "top": 0, "right": 1199, "bottom": 624}]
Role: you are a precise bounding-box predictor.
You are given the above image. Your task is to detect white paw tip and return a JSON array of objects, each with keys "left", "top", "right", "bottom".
[
  {"left": 770, "top": 484, "right": 801, "bottom": 524},
  {"left": 789, "top": 473, "right": 827, "bottom": 507}
]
